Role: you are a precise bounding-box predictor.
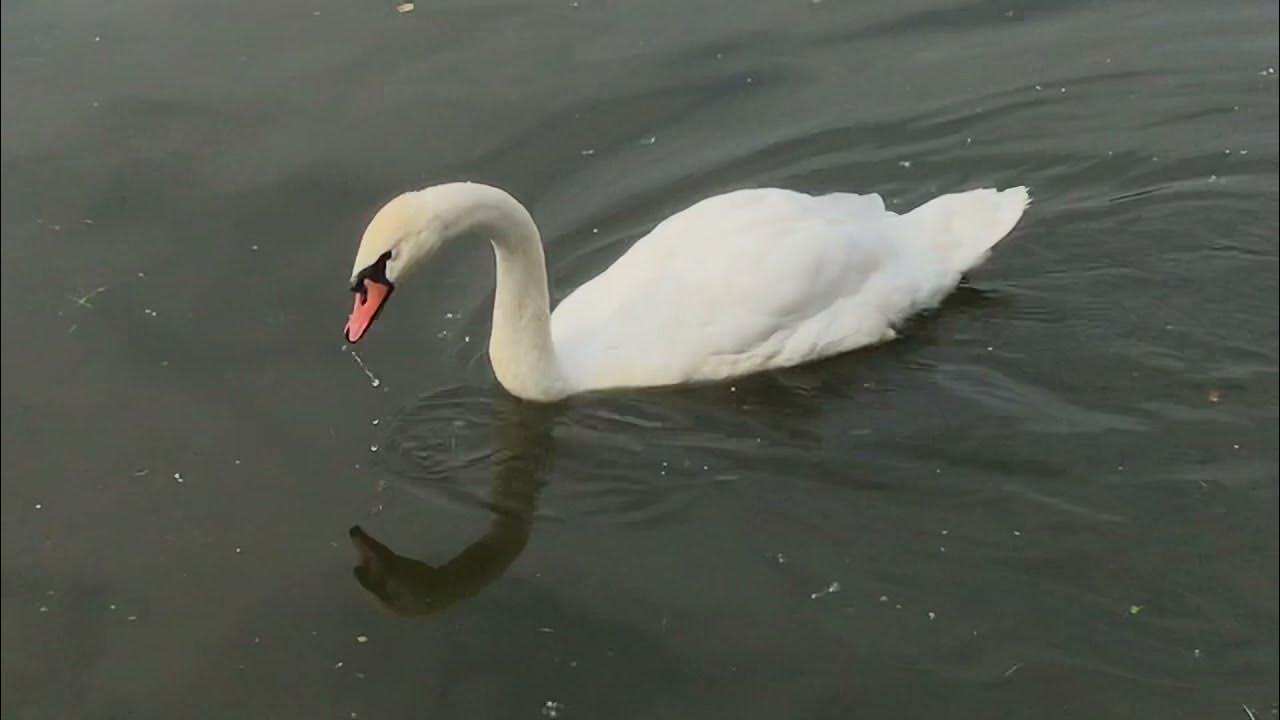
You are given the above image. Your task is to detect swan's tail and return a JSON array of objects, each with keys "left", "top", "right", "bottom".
[{"left": 904, "top": 186, "right": 1030, "bottom": 273}]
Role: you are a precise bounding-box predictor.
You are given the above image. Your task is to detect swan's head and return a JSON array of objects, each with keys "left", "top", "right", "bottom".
[{"left": 344, "top": 191, "right": 443, "bottom": 343}]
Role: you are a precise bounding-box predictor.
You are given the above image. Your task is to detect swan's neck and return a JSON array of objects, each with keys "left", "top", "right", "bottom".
[{"left": 430, "top": 184, "right": 567, "bottom": 401}]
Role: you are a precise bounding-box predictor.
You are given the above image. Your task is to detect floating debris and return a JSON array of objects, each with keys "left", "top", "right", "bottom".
[
  {"left": 897, "top": 160, "right": 912, "bottom": 168},
  {"left": 638, "top": 136, "right": 657, "bottom": 146},
  {"left": 173, "top": 472, "right": 184, "bottom": 484},
  {"left": 356, "top": 635, "right": 369, "bottom": 644},
  {"left": 927, "top": 611, "right": 936, "bottom": 620},
  {"left": 810, "top": 581, "right": 841, "bottom": 599},
  {"left": 1129, "top": 605, "right": 1144, "bottom": 615},
  {"left": 541, "top": 701, "right": 563, "bottom": 718},
  {"left": 1004, "top": 663, "right": 1022, "bottom": 677},
  {"left": 1207, "top": 389, "right": 1223, "bottom": 403},
  {"left": 395, "top": 2, "right": 414, "bottom": 12},
  {"left": 580, "top": 149, "right": 595, "bottom": 156},
  {"left": 68, "top": 286, "right": 108, "bottom": 308}
]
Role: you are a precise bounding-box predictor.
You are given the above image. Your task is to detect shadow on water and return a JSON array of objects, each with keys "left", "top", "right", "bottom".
[{"left": 348, "top": 393, "right": 559, "bottom": 617}]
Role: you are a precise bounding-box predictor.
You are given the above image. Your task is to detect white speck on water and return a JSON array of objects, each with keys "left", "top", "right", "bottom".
[
  {"left": 444, "top": 312, "right": 456, "bottom": 319},
  {"left": 774, "top": 553, "right": 786, "bottom": 564},
  {"left": 369, "top": 444, "right": 378, "bottom": 453},
  {"left": 349, "top": 351, "right": 382, "bottom": 388},
  {"left": 127, "top": 615, "right": 137, "bottom": 621},
  {"left": 1209, "top": 175, "right": 1218, "bottom": 182},
  {"left": 928, "top": 611, "right": 936, "bottom": 620},
  {"left": 541, "top": 701, "right": 563, "bottom": 718},
  {"left": 34, "top": 503, "right": 42, "bottom": 510},
  {"left": 1239, "top": 150, "right": 1248, "bottom": 155},
  {"left": 371, "top": 419, "right": 379, "bottom": 426},
  {"left": 463, "top": 335, "right": 471, "bottom": 342},
  {"left": 810, "top": 581, "right": 841, "bottom": 599},
  {"left": 1034, "top": 85, "right": 1042, "bottom": 91},
  {"left": 250, "top": 245, "right": 258, "bottom": 251},
  {"left": 356, "top": 635, "right": 368, "bottom": 644},
  {"left": 580, "top": 149, "right": 595, "bottom": 156},
  {"left": 234, "top": 459, "right": 241, "bottom": 465},
  {"left": 591, "top": 227, "right": 599, "bottom": 234},
  {"left": 879, "top": 595, "right": 888, "bottom": 602},
  {"left": 898, "top": 160, "right": 912, "bottom": 168},
  {"left": 39, "top": 606, "right": 49, "bottom": 612},
  {"left": 173, "top": 472, "right": 184, "bottom": 484},
  {"left": 940, "top": 529, "right": 949, "bottom": 535},
  {"left": 639, "top": 136, "right": 657, "bottom": 146},
  {"left": 334, "top": 661, "right": 344, "bottom": 669},
  {"left": 538, "top": 627, "right": 555, "bottom": 633},
  {"left": 1224, "top": 149, "right": 1232, "bottom": 155},
  {"left": 109, "top": 604, "right": 117, "bottom": 610},
  {"left": 1004, "top": 663, "right": 1023, "bottom": 676},
  {"left": 235, "top": 547, "right": 242, "bottom": 554},
  {"left": 1059, "top": 87, "right": 1066, "bottom": 93},
  {"left": 1013, "top": 530, "right": 1022, "bottom": 536},
  {"left": 1193, "top": 648, "right": 1201, "bottom": 658}
]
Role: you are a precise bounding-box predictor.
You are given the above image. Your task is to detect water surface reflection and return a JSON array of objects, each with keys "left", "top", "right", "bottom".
[{"left": 351, "top": 394, "right": 557, "bottom": 616}]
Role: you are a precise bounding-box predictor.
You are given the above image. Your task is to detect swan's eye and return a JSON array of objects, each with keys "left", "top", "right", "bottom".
[{"left": 351, "top": 251, "right": 394, "bottom": 292}]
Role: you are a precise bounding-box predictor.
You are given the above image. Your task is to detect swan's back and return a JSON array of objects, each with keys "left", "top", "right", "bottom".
[{"left": 551, "top": 186, "right": 1029, "bottom": 392}]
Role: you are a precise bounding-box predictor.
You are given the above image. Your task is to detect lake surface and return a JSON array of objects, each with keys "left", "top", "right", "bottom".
[{"left": 2, "top": 0, "right": 1277, "bottom": 717}]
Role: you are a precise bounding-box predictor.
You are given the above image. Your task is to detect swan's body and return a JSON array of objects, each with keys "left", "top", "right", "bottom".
[{"left": 344, "top": 182, "right": 1029, "bottom": 402}]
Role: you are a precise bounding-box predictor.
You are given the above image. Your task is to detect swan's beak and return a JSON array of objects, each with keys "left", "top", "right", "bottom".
[{"left": 344, "top": 279, "right": 393, "bottom": 343}]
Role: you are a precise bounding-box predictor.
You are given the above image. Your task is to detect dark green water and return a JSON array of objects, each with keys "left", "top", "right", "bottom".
[{"left": 3, "top": 0, "right": 1277, "bottom": 717}]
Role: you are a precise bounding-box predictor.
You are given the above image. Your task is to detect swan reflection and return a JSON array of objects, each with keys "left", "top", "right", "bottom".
[{"left": 350, "top": 393, "right": 556, "bottom": 617}]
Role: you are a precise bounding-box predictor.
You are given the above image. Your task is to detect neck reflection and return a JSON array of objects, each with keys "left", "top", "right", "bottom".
[{"left": 349, "top": 393, "right": 557, "bottom": 617}]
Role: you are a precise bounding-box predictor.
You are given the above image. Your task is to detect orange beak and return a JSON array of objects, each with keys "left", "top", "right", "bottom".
[{"left": 344, "top": 278, "right": 392, "bottom": 343}]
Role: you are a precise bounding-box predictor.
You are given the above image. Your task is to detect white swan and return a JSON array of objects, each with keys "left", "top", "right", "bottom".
[{"left": 344, "top": 182, "right": 1030, "bottom": 402}]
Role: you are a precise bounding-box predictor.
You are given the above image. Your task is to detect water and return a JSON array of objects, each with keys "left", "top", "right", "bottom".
[{"left": 2, "top": 0, "right": 1277, "bottom": 717}]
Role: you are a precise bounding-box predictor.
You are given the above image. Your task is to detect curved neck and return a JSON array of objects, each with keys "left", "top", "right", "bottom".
[{"left": 428, "top": 184, "right": 566, "bottom": 401}]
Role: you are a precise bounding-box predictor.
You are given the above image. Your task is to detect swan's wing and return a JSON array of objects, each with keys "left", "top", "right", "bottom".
[{"left": 550, "top": 188, "right": 902, "bottom": 387}]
